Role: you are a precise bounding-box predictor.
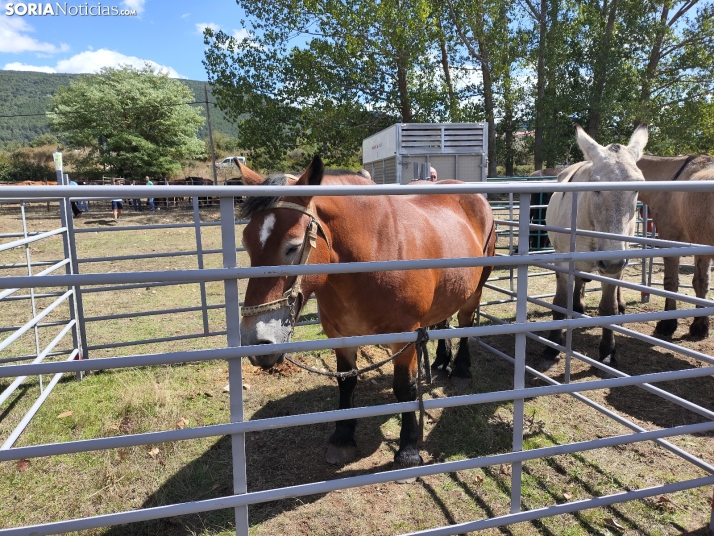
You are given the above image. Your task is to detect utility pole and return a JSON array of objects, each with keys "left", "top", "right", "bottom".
[{"left": 204, "top": 85, "right": 218, "bottom": 186}]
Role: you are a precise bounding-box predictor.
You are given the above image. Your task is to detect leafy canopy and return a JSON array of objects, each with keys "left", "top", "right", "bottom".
[{"left": 48, "top": 65, "right": 205, "bottom": 178}]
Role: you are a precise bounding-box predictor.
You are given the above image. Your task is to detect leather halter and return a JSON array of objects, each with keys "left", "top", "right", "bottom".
[{"left": 240, "top": 201, "right": 330, "bottom": 321}]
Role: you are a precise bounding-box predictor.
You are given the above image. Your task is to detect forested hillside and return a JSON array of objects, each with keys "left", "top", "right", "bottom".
[{"left": 0, "top": 70, "right": 237, "bottom": 146}]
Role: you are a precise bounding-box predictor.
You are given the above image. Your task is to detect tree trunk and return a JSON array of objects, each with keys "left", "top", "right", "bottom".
[
  {"left": 635, "top": 5, "right": 668, "bottom": 126},
  {"left": 478, "top": 37, "right": 498, "bottom": 177},
  {"left": 533, "top": 0, "right": 547, "bottom": 170},
  {"left": 587, "top": 0, "right": 619, "bottom": 140},
  {"left": 396, "top": 54, "right": 413, "bottom": 123},
  {"left": 438, "top": 24, "right": 459, "bottom": 121}
]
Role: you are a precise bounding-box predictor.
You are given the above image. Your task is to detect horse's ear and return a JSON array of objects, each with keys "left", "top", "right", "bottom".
[
  {"left": 575, "top": 124, "right": 605, "bottom": 163},
  {"left": 296, "top": 155, "right": 324, "bottom": 187},
  {"left": 237, "top": 159, "right": 265, "bottom": 185},
  {"left": 627, "top": 123, "right": 648, "bottom": 161}
]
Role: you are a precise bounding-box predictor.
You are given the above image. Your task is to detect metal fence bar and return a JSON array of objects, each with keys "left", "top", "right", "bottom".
[
  {"left": 0, "top": 350, "right": 79, "bottom": 450},
  {"left": 0, "top": 227, "right": 66, "bottom": 253},
  {"left": 0, "top": 290, "right": 72, "bottom": 354},
  {"left": 2, "top": 366, "right": 713, "bottom": 462},
  {"left": 2, "top": 422, "right": 712, "bottom": 536},
  {"left": 0, "top": 259, "right": 70, "bottom": 302},
  {"left": 0, "top": 320, "right": 76, "bottom": 407},
  {"left": 192, "top": 196, "right": 211, "bottom": 335},
  {"left": 219, "top": 196, "right": 249, "bottom": 535},
  {"left": 510, "top": 193, "right": 530, "bottom": 513},
  {"left": 5, "top": 306, "right": 714, "bottom": 379},
  {"left": 6, "top": 244, "right": 714, "bottom": 292}
]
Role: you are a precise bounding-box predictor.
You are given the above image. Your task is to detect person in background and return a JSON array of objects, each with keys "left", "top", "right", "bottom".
[
  {"left": 429, "top": 166, "right": 438, "bottom": 182},
  {"left": 145, "top": 176, "right": 155, "bottom": 212},
  {"left": 111, "top": 179, "right": 123, "bottom": 221},
  {"left": 131, "top": 180, "right": 142, "bottom": 212},
  {"left": 77, "top": 182, "right": 89, "bottom": 212},
  {"left": 68, "top": 178, "right": 82, "bottom": 218}
]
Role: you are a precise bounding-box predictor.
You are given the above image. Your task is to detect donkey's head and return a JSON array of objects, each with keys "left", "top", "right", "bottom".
[
  {"left": 238, "top": 156, "right": 329, "bottom": 368},
  {"left": 576, "top": 124, "right": 647, "bottom": 275}
]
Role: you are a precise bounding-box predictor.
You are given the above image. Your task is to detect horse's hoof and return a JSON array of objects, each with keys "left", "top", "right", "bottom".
[
  {"left": 599, "top": 354, "right": 619, "bottom": 370},
  {"left": 539, "top": 357, "right": 560, "bottom": 372},
  {"left": 394, "top": 476, "right": 417, "bottom": 484},
  {"left": 618, "top": 303, "right": 626, "bottom": 315},
  {"left": 449, "top": 376, "right": 471, "bottom": 391},
  {"left": 542, "top": 345, "right": 560, "bottom": 360},
  {"left": 689, "top": 318, "right": 709, "bottom": 339},
  {"left": 655, "top": 318, "right": 677, "bottom": 337},
  {"left": 394, "top": 445, "right": 423, "bottom": 468},
  {"left": 430, "top": 366, "right": 450, "bottom": 382},
  {"left": 326, "top": 443, "right": 356, "bottom": 465}
]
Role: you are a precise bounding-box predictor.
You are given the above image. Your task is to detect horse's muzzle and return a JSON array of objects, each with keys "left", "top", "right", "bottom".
[
  {"left": 596, "top": 258, "right": 628, "bottom": 274},
  {"left": 247, "top": 351, "right": 286, "bottom": 369}
]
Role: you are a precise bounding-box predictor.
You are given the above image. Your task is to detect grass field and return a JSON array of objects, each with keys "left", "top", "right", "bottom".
[{"left": 1, "top": 201, "right": 713, "bottom": 536}]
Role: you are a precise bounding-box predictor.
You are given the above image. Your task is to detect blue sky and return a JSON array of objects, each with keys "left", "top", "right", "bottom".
[{"left": 0, "top": 0, "right": 248, "bottom": 80}]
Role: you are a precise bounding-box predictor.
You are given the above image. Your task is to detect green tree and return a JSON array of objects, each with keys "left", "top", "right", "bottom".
[
  {"left": 203, "top": 0, "right": 459, "bottom": 169},
  {"left": 48, "top": 65, "right": 205, "bottom": 179}
]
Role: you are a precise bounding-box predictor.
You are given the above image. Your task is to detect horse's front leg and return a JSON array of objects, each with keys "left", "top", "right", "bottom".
[
  {"left": 573, "top": 276, "right": 588, "bottom": 314},
  {"left": 598, "top": 278, "right": 622, "bottom": 368},
  {"left": 430, "top": 318, "right": 453, "bottom": 371},
  {"left": 542, "top": 270, "right": 569, "bottom": 366},
  {"left": 325, "top": 346, "right": 359, "bottom": 465},
  {"left": 655, "top": 255, "right": 681, "bottom": 336},
  {"left": 689, "top": 255, "right": 711, "bottom": 338},
  {"left": 391, "top": 344, "right": 423, "bottom": 468}
]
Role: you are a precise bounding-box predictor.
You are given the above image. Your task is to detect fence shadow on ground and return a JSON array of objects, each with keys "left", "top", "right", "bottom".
[{"left": 99, "top": 339, "right": 520, "bottom": 535}]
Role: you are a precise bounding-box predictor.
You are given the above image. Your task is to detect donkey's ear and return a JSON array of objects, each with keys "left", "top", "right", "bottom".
[
  {"left": 575, "top": 124, "right": 605, "bottom": 163},
  {"left": 627, "top": 123, "right": 648, "bottom": 161},
  {"left": 296, "top": 155, "right": 325, "bottom": 186},
  {"left": 237, "top": 160, "right": 265, "bottom": 185}
]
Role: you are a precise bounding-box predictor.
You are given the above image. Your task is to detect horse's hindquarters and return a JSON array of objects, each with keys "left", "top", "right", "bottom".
[{"left": 240, "top": 309, "right": 294, "bottom": 368}]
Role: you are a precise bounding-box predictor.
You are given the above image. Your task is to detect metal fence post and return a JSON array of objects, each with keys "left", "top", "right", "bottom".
[
  {"left": 220, "top": 196, "right": 249, "bottom": 535},
  {"left": 511, "top": 192, "right": 530, "bottom": 514},
  {"left": 193, "top": 196, "right": 210, "bottom": 334},
  {"left": 565, "top": 191, "right": 579, "bottom": 384}
]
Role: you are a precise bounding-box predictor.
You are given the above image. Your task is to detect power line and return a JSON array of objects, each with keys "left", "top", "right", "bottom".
[{"left": 0, "top": 100, "right": 219, "bottom": 119}]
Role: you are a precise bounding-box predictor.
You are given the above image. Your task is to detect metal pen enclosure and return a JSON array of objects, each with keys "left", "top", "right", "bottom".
[
  {"left": 1, "top": 177, "right": 714, "bottom": 535},
  {"left": 362, "top": 123, "right": 489, "bottom": 184}
]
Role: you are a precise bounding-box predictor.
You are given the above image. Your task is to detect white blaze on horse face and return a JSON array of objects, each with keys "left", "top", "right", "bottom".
[{"left": 259, "top": 214, "right": 276, "bottom": 250}]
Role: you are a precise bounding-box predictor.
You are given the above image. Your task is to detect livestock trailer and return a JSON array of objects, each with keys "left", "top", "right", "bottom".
[{"left": 362, "top": 122, "right": 488, "bottom": 184}]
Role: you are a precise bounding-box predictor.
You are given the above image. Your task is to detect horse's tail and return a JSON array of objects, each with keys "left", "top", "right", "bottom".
[{"left": 483, "top": 219, "right": 496, "bottom": 257}]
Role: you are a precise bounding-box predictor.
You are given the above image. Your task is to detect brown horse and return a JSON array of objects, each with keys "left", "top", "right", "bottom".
[
  {"left": 238, "top": 155, "right": 495, "bottom": 468},
  {"left": 636, "top": 154, "right": 714, "bottom": 338}
]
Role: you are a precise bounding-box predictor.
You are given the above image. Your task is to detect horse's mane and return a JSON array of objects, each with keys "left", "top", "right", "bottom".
[
  {"left": 239, "top": 174, "right": 290, "bottom": 219},
  {"left": 239, "top": 170, "right": 371, "bottom": 219}
]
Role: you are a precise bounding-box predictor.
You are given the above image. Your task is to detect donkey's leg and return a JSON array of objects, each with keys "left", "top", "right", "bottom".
[
  {"left": 325, "top": 346, "right": 359, "bottom": 465},
  {"left": 689, "top": 255, "right": 712, "bottom": 338},
  {"left": 391, "top": 344, "right": 423, "bottom": 468},
  {"left": 617, "top": 284, "right": 626, "bottom": 314},
  {"left": 598, "top": 279, "right": 621, "bottom": 368},
  {"left": 431, "top": 318, "right": 453, "bottom": 371},
  {"left": 655, "top": 256, "right": 681, "bottom": 336},
  {"left": 543, "top": 271, "right": 568, "bottom": 363},
  {"left": 573, "top": 276, "right": 587, "bottom": 314}
]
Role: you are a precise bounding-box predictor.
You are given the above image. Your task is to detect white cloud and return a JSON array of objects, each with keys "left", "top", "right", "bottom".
[
  {"left": 232, "top": 28, "right": 251, "bottom": 41},
  {"left": 181, "top": 13, "right": 190, "bottom": 19},
  {"left": 3, "top": 62, "right": 56, "bottom": 73},
  {"left": 122, "top": 0, "right": 146, "bottom": 14},
  {"left": 3, "top": 48, "right": 186, "bottom": 78},
  {"left": 195, "top": 22, "right": 220, "bottom": 34},
  {"left": 0, "top": 11, "right": 69, "bottom": 54}
]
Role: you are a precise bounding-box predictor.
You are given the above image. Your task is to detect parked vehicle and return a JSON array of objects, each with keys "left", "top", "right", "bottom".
[{"left": 215, "top": 156, "right": 246, "bottom": 168}]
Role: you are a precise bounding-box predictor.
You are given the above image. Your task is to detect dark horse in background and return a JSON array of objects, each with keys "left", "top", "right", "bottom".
[
  {"left": 528, "top": 168, "right": 560, "bottom": 250},
  {"left": 238, "top": 156, "right": 495, "bottom": 469}
]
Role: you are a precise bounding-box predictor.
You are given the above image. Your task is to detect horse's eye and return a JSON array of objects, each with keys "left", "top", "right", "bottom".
[{"left": 286, "top": 245, "right": 300, "bottom": 256}]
